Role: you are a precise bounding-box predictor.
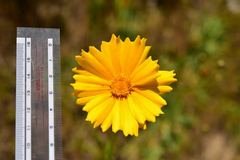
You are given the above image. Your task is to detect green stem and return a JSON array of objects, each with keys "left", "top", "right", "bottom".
[{"left": 104, "top": 132, "right": 119, "bottom": 160}]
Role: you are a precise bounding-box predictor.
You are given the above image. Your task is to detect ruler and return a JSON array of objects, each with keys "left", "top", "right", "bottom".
[{"left": 16, "top": 28, "right": 62, "bottom": 160}]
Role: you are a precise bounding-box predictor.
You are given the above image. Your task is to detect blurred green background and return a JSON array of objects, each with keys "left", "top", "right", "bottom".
[{"left": 1, "top": 0, "right": 240, "bottom": 159}]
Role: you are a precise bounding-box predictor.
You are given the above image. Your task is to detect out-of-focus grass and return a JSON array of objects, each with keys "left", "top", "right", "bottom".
[{"left": 1, "top": 0, "right": 240, "bottom": 159}]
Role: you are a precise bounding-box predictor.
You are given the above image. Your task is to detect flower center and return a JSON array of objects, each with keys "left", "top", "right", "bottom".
[{"left": 110, "top": 75, "right": 133, "bottom": 99}]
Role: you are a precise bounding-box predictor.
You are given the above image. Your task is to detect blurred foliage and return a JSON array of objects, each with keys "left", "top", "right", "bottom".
[{"left": 1, "top": 0, "right": 240, "bottom": 159}]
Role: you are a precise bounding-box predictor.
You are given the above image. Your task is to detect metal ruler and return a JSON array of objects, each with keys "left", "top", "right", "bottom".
[{"left": 16, "top": 28, "right": 62, "bottom": 160}]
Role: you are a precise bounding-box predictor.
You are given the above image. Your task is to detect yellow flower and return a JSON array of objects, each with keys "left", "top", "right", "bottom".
[{"left": 71, "top": 34, "right": 177, "bottom": 137}]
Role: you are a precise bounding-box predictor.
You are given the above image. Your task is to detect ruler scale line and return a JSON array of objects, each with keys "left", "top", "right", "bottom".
[
  {"left": 26, "top": 38, "right": 31, "bottom": 160},
  {"left": 48, "top": 38, "right": 55, "bottom": 160},
  {"left": 16, "top": 37, "right": 25, "bottom": 160}
]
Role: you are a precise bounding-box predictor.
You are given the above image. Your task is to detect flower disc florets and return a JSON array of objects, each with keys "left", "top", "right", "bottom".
[{"left": 110, "top": 74, "right": 133, "bottom": 99}]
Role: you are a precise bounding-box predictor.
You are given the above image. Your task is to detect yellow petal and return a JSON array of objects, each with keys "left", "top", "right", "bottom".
[
  {"left": 131, "top": 57, "right": 159, "bottom": 86},
  {"left": 136, "top": 46, "right": 151, "bottom": 67},
  {"left": 72, "top": 67, "right": 95, "bottom": 76},
  {"left": 157, "top": 77, "right": 177, "bottom": 85},
  {"left": 73, "top": 74, "right": 110, "bottom": 85},
  {"left": 76, "top": 90, "right": 108, "bottom": 97},
  {"left": 132, "top": 92, "right": 163, "bottom": 117},
  {"left": 93, "top": 99, "right": 115, "bottom": 128},
  {"left": 76, "top": 51, "right": 112, "bottom": 80},
  {"left": 158, "top": 86, "right": 173, "bottom": 94},
  {"left": 139, "top": 122, "right": 147, "bottom": 130},
  {"left": 124, "top": 36, "right": 141, "bottom": 74},
  {"left": 120, "top": 99, "right": 139, "bottom": 136},
  {"left": 131, "top": 92, "right": 156, "bottom": 122},
  {"left": 101, "top": 107, "right": 113, "bottom": 132},
  {"left": 120, "top": 37, "right": 131, "bottom": 74},
  {"left": 112, "top": 100, "right": 122, "bottom": 133},
  {"left": 157, "top": 70, "right": 177, "bottom": 85},
  {"left": 158, "top": 70, "right": 176, "bottom": 78},
  {"left": 92, "top": 98, "right": 115, "bottom": 129},
  {"left": 76, "top": 94, "right": 100, "bottom": 105},
  {"left": 134, "top": 88, "right": 167, "bottom": 106},
  {"left": 86, "top": 97, "right": 115, "bottom": 124},
  {"left": 89, "top": 46, "right": 116, "bottom": 77},
  {"left": 109, "top": 35, "right": 122, "bottom": 73},
  {"left": 82, "top": 92, "right": 111, "bottom": 112},
  {"left": 71, "top": 83, "right": 109, "bottom": 92},
  {"left": 101, "top": 41, "right": 112, "bottom": 62},
  {"left": 127, "top": 95, "right": 146, "bottom": 124}
]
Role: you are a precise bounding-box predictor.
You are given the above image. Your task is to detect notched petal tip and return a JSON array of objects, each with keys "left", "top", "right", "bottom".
[{"left": 110, "top": 34, "right": 117, "bottom": 42}]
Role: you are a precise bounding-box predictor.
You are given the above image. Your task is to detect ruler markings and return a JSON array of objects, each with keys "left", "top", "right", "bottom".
[
  {"left": 16, "top": 37, "right": 25, "bottom": 160},
  {"left": 48, "top": 38, "right": 55, "bottom": 160},
  {"left": 26, "top": 38, "right": 31, "bottom": 160}
]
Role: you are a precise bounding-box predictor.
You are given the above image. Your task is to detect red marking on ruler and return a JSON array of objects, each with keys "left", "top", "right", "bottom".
[
  {"left": 36, "top": 104, "right": 38, "bottom": 127},
  {"left": 43, "top": 105, "right": 44, "bottom": 126},
  {"left": 36, "top": 44, "right": 38, "bottom": 127},
  {"left": 42, "top": 45, "right": 44, "bottom": 65},
  {"left": 41, "top": 44, "right": 45, "bottom": 127},
  {"left": 36, "top": 45, "right": 37, "bottom": 64}
]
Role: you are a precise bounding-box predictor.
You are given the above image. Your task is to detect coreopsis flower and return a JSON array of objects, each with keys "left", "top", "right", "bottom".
[{"left": 71, "top": 34, "right": 177, "bottom": 137}]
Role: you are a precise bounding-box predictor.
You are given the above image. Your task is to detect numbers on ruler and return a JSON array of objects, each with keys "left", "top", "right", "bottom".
[
  {"left": 27, "top": 41, "right": 30, "bottom": 47},
  {"left": 27, "top": 57, "right": 31, "bottom": 62},
  {"left": 26, "top": 142, "right": 31, "bottom": 149},
  {"left": 50, "top": 108, "right": 53, "bottom": 111},
  {"left": 26, "top": 107, "right": 31, "bottom": 113},
  {"left": 50, "top": 143, "right": 54, "bottom": 147},
  {"left": 27, "top": 125, "right": 30, "bottom": 130},
  {"left": 26, "top": 90, "right": 30, "bottom": 96},
  {"left": 49, "top": 75, "right": 53, "bottom": 78}
]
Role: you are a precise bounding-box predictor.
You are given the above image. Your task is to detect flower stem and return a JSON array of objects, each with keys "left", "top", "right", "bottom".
[{"left": 104, "top": 132, "right": 119, "bottom": 160}]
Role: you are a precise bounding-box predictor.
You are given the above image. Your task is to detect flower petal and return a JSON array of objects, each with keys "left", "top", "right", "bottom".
[
  {"left": 134, "top": 88, "right": 167, "bottom": 106},
  {"left": 131, "top": 92, "right": 156, "bottom": 122},
  {"left": 121, "top": 99, "right": 139, "bottom": 136},
  {"left": 101, "top": 108, "right": 113, "bottom": 132},
  {"left": 82, "top": 92, "right": 111, "bottom": 112},
  {"left": 89, "top": 46, "right": 116, "bottom": 77},
  {"left": 131, "top": 92, "right": 163, "bottom": 117},
  {"left": 131, "top": 57, "right": 159, "bottom": 86},
  {"left": 86, "top": 97, "right": 115, "bottom": 124},
  {"left": 128, "top": 37, "right": 148, "bottom": 74},
  {"left": 109, "top": 35, "right": 123, "bottom": 73},
  {"left": 76, "top": 94, "right": 100, "bottom": 106},
  {"left": 76, "top": 90, "right": 108, "bottom": 97},
  {"left": 127, "top": 95, "right": 146, "bottom": 124},
  {"left": 72, "top": 66, "right": 95, "bottom": 76},
  {"left": 112, "top": 100, "right": 122, "bottom": 133},
  {"left": 158, "top": 86, "right": 173, "bottom": 94},
  {"left": 73, "top": 74, "right": 110, "bottom": 85},
  {"left": 136, "top": 46, "right": 151, "bottom": 67},
  {"left": 157, "top": 70, "right": 177, "bottom": 85},
  {"left": 76, "top": 50, "right": 112, "bottom": 80},
  {"left": 120, "top": 37, "right": 131, "bottom": 74},
  {"left": 93, "top": 97, "right": 115, "bottom": 128},
  {"left": 71, "top": 83, "right": 109, "bottom": 92},
  {"left": 139, "top": 122, "right": 147, "bottom": 130}
]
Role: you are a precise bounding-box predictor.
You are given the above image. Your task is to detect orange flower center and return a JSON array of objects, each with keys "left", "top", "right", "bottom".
[{"left": 110, "top": 75, "right": 133, "bottom": 99}]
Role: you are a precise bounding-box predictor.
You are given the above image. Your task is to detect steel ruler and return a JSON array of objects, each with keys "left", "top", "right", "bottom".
[{"left": 15, "top": 28, "right": 62, "bottom": 160}]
